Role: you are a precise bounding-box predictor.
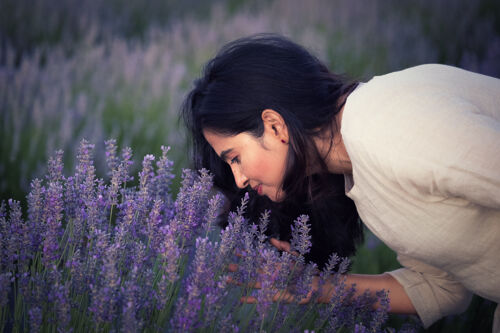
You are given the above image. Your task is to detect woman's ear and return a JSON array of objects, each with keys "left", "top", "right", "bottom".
[{"left": 261, "top": 109, "right": 289, "bottom": 143}]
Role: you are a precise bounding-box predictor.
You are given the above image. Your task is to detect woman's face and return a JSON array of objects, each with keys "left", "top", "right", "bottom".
[{"left": 203, "top": 113, "right": 289, "bottom": 202}]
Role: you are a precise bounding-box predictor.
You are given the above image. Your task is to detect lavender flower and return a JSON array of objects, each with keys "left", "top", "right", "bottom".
[
  {"left": 0, "top": 272, "right": 12, "bottom": 307},
  {"left": 26, "top": 272, "right": 47, "bottom": 316},
  {"left": 18, "top": 271, "right": 31, "bottom": 306},
  {"left": 105, "top": 139, "right": 120, "bottom": 177},
  {"left": 290, "top": 261, "right": 318, "bottom": 304},
  {"left": 257, "top": 209, "right": 270, "bottom": 249},
  {"left": 371, "top": 289, "right": 390, "bottom": 332},
  {"left": 256, "top": 247, "right": 281, "bottom": 321},
  {"left": 75, "top": 140, "right": 103, "bottom": 233},
  {"left": 154, "top": 145, "right": 175, "bottom": 202},
  {"left": 137, "top": 267, "right": 155, "bottom": 318},
  {"left": 158, "top": 224, "right": 181, "bottom": 286},
  {"left": 171, "top": 169, "right": 214, "bottom": 242},
  {"left": 202, "top": 193, "right": 223, "bottom": 236},
  {"left": 354, "top": 323, "right": 369, "bottom": 333},
  {"left": 215, "top": 193, "right": 249, "bottom": 270},
  {"left": 121, "top": 265, "right": 143, "bottom": 333},
  {"left": 42, "top": 182, "right": 63, "bottom": 267},
  {"left": 290, "top": 214, "right": 312, "bottom": 261},
  {"left": 120, "top": 146, "right": 134, "bottom": 184},
  {"left": 237, "top": 222, "right": 259, "bottom": 283},
  {"left": 86, "top": 228, "right": 110, "bottom": 287},
  {"left": 27, "top": 179, "right": 45, "bottom": 253},
  {"left": 0, "top": 201, "right": 6, "bottom": 267},
  {"left": 67, "top": 248, "right": 87, "bottom": 295},
  {"left": 218, "top": 314, "right": 239, "bottom": 333},
  {"left": 53, "top": 281, "right": 71, "bottom": 332},
  {"left": 136, "top": 154, "right": 156, "bottom": 218},
  {"left": 146, "top": 198, "right": 164, "bottom": 252},
  {"left": 28, "top": 306, "right": 42, "bottom": 333},
  {"left": 89, "top": 242, "right": 121, "bottom": 324},
  {"left": 5, "top": 199, "right": 24, "bottom": 272},
  {"left": 0, "top": 140, "right": 393, "bottom": 332},
  {"left": 75, "top": 139, "right": 96, "bottom": 186},
  {"left": 172, "top": 237, "right": 217, "bottom": 331},
  {"left": 46, "top": 149, "right": 64, "bottom": 184},
  {"left": 107, "top": 144, "right": 134, "bottom": 208}
]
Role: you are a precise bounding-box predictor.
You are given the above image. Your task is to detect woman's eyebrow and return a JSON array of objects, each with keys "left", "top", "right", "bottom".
[{"left": 220, "top": 148, "right": 233, "bottom": 162}]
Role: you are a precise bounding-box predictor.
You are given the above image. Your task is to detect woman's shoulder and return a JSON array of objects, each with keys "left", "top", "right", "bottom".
[
  {"left": 342, "top": 63, "right": 500, "bottom": 144},
  {"left": 341, "top": 64, "right": 498, "bottom": 175}
]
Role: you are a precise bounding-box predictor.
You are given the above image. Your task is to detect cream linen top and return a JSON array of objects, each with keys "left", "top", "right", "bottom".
[{"left": 341, "top": 64, "right": 500, "bottom": 329}]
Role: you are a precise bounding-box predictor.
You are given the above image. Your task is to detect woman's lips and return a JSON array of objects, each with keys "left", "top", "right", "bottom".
[{"left": 256, "top": 184, "right": 263, "bottom": 195}]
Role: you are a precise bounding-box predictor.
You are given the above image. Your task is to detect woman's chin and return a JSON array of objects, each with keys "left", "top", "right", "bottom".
[{"left": 267, "top": 190, "right": 285, "bottom": 203}]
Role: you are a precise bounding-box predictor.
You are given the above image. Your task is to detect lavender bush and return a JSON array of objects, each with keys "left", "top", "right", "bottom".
[{"left": 0, "top": 139, "right": 393, "bottom": 332}]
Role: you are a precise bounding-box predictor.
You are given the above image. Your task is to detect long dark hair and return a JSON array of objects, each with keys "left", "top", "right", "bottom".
[{"left": 182, "top": 34, "right": 363, "bottom": 267}]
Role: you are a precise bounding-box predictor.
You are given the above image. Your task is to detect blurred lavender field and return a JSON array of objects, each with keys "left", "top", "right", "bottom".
[{"left": 1, "top": 0, "right": 499, "bottom": 331}]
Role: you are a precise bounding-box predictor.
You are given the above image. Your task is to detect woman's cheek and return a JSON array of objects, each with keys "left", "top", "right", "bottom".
[{"left": 257, "top": 157, "right": 275, "bottom": 180}]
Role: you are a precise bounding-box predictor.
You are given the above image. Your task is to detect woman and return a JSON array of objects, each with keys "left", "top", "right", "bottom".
[{"left": 181, "top": 34, "right": 500, "bottom": 331}]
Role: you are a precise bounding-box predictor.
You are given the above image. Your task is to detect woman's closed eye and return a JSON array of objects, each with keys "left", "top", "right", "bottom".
[{"left": 230, "top": 156, "right": 240, "bottom": 164}]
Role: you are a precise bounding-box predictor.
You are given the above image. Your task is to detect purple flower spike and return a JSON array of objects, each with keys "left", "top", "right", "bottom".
[
  {"left": 46, "top": 149, "right": 64, "bottom": 184},
  {"left": 219, "top": 314, "right": 239, "bottom": 333},
  {"left": 216, "top": 193, "right": 249, "bottom": 270},
  {"left": 256, "top": 247, "right": 280, "bottom": 321},
  {"left": 42, "top": 182, "right": 64, "bottom": 267},
  {"left": 68, "top": 248, "right": 87, "bottom": 295},
  {"left": 138, "top": 154, "right": 156, "bottom": 213},
  {"left": 28, "top": 306, "right": 42, "bottom": 333},
  {"left": 202, "top": 193, "right": 223, "bottom": 235},
  {"left": 55, "top": 281, "right": 71, "bottom": 332},
  {"left": 5, "top": 199, "right": 26, "bottom": 272},
  {"left": 156, "top": 226, "right": 180, "bottom": 309},
  {"left": 147, "top": 198, "right": 164, "bottom": 253},
  {"left": 154, "top": 145, "right": 175, "bottom": 202},
  {"left": 354, "top": 323, "right": 368, "bottom": 333},
  {"left": 0, "top": 201, "right": 6, "bottom": 258},
  {"left": 290, "top": 214, "right": 312, "bottom": 260},
  {"left": 172, "top": 237, "right": 218, "bottom": 331},
  {"left": 171, "top": 169, "right": 214, "bottom": 242},
  {"left": 0, "top": 272, "right": 12, "bottom": 307},
  {"left": 89, "top": 242, "right": 121, "bottom": 324},
  {"left": 27, "top": 179, "right": 45, "bottom": 253},
  {"left": 121, "top": 146, "right": 134, "bottom": 173},
  {"left": 257, "top": 210, "right": 270, "bottom": 247},
  {"left": 122, "top": 265, "right": 143, "bottom": 333},
  {"left": 238, "top": 223, "right": 258, "bottom": 283},
  {"left": 370, "top": 289, "right": 390, "bottom": 332},
  {"left": 105, "top": 139, "right": 120, "bottom": 177},
  {"left": 75, "top": 139, "right": 96, "bottom": 184},
  {"left": 105, "top": 139, "right": 125, "bottom": 207}
]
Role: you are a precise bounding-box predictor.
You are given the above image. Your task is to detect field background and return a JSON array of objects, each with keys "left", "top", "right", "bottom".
[{"left": 1, "top": 0, "right": 499, "bottom": 331}]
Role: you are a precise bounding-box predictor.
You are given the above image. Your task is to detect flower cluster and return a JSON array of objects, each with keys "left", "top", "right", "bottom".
[{"left": 0, "top": 139, "right": 399, "bottom": 332}]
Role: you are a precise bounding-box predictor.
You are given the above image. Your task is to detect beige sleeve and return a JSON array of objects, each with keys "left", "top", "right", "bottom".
[{"left": 387, "top": 254, "right": 473, "bottom": 328}]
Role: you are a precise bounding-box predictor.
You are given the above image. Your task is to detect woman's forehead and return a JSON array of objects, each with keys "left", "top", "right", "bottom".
[
  {"left": 203, "top": 130, "right": 246, "bottom": 155},
  {"left": 206, "top": 129, "right": 261, "bottom": 146}
]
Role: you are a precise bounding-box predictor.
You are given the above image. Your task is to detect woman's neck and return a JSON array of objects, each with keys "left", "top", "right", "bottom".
[{"left": 314, "top": 106, "right": 353, "bottom": 175}]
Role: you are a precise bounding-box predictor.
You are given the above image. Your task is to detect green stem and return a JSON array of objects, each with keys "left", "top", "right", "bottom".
[
  {"left": 269, "top": 260, "right": 300, "bottom": 330},
  {"left": 108, "top": 204, "right": 114, "bottom": 230},
  {"left": 0, "top": 305, "right": 8, "bottom": 333},
  {"left": 56, "top": 218, "right": 74, "bottom": 268}
]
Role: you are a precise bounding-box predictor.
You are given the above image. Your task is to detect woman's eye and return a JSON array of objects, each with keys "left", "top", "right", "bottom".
[{"left": 230, "top": 156, "right": 239, "bottom": 164}]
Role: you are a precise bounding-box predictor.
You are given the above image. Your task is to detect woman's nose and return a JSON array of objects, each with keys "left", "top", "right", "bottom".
[{"left": 232, "top": 166, "right": 249, "bottom": 189}]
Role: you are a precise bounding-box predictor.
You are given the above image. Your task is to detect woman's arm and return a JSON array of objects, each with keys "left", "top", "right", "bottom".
[
  {"left": 270, "top": 238, "right": 416, "bottom": 313},
  {"left": 318, "top": 273, "right": 416, "bottom": 314}
]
